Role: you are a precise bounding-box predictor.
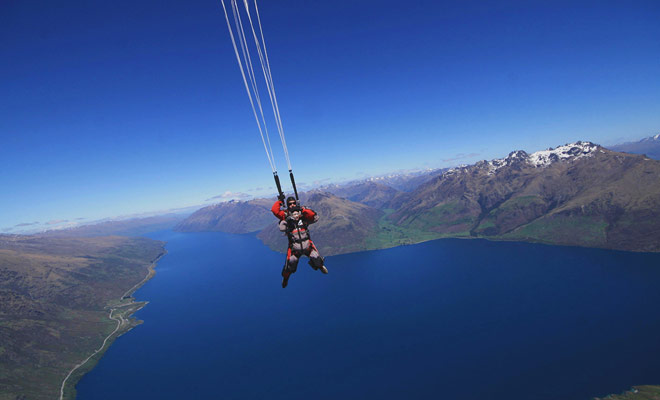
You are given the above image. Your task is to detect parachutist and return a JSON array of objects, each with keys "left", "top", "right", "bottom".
[
  {"left": 221, "top": 0, "right": 324, "bottom": 287},
  {"left": 272, "top": 197, "right": 327, "bottom": 288}
]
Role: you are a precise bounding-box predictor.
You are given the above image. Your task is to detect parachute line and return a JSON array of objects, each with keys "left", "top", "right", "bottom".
[
  {"left": 243, "top": 0, "right": 291, "bottom": 171},
  {"left": 220, "top": 0, "right": 293, "bottom": 174},
  {"left": 220, "top": 0, "right": 276, "bottom": 172},
  {"left": 231, "top": 0, "right": 278, "bottom": 170}
]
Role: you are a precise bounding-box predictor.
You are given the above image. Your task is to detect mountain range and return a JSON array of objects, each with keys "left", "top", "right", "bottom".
[
  {"left": 43, "top": 213, "right": 187, "bottom": 238},
  {"left": 4, "top": 139, "right": 659, "bottom": 398},
  {"left": 176, "top": 141, "right": 660, "bottom": 255},
  {"left": 607, "top": 133, "right": 660, "bottom": 160},
  {"left": 389, "top": 141, "right": 660, "bottom": 252}
]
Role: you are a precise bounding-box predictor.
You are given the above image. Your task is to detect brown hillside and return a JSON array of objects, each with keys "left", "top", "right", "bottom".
[
  {"left": 174, "top": 198, "right": 273, "bottom": 234},
  {"left": 391, "top": 143, "right": 660, "bottom": 252}
]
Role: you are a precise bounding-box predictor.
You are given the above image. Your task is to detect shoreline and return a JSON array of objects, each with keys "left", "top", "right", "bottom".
[{"left": 59, "top": 250, "right": 167, "bottom": 400}]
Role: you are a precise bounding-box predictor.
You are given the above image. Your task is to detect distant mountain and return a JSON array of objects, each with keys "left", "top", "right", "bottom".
[
  {"left": 43, "top": 213, "right": 187, "bottom": 237},
  {"left": 318, "top": 169, "right": 445, "bottom": 195},
  {"left": 257, "top": 192, "right": 383, "bottom": 256},
  {"left": 175, "top": 191, "right": 384, "bottom": 255},
  {"left": 174, "top": 198, "right": 273, "bottom": 234},
  {"left": 323, "top": 181, "right": 401, "bottom": 209},
  {"left": 177, "top": 141, "right": 660, "bottom": 254},
  {"left": 362, "top": 169, "right": 447, "bottom": 192},
  {"left": 608, "top": 134, "right": 660, "bottom": 160},
  {"left": 391, "top": 142, "right": 660, "bottom": 252}
]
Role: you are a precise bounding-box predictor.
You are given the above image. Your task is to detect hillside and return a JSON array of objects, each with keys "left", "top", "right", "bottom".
[
  {"left": 176, "top": 141, "right": 660, "bottom": 254},
  {"left": 174, "top": 198, "right": 273, "bottom": 234},
  {"left": 0, "top": 235, "right": 165, "bottom": 399},
  {"left": 391, "top": 142, "right": 660, "bottom": 252}
]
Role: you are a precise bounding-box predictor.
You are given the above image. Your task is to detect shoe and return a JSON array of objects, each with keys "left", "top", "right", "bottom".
[
  {"left": 282, "top": 270, "right": 291, "bottom": 288},
  {"left": 319, "top": 265, "right": 328, "bottom": 274}
]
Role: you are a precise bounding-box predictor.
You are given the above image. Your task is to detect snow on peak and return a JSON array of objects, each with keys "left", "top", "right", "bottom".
[
  {"left": 443, "top": 141, "right": 600, "bottom": 179},
  {"left": 528, "top": 141, "right": 598, "bottom": 167},
  {"left": 485, "top": 141, "right": 598, "bottom": 173},
  {"left": 486, "top": 150, "right": 529, "bottom": 174},
  {"left": 445, "top": 164, "right": 469, "bottom": 175}
]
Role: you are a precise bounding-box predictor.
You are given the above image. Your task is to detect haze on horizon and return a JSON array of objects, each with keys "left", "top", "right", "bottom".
[{"left": 2, "top": 0, "right": 659, "bottom": 231}]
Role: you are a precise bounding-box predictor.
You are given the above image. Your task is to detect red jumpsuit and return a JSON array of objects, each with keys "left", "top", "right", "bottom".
[{"left": 271, "top": 200, "right": 324, "bottom": 274}]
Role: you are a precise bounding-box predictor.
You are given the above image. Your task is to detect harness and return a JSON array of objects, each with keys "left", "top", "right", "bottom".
[
  {"left": 284, "top": 213, "right": 313, "bottom": 256},
  {"left": 286, "top": 218, "right": 307, "bottom": 242},
  {"left": 281, "top": 207, "right": 323, "bottom": 272}
]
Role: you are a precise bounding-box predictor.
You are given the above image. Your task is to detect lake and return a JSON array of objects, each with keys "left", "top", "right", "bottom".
[{"left": 76, "top": 231, "right": 660, "bottom": 399}]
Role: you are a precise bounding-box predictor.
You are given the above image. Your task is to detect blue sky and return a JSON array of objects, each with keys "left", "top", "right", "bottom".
[{"left": 2, "top": 0, "right": 659, "bottom": 231}]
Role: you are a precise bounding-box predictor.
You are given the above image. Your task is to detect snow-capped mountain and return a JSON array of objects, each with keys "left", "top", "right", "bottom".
[
  {"left": 389, "top": 141, "right": 660, "bottom": 252},
  {"left": 608, "top": 134, "right": 660, "bottom": 160},
  {"left": 176, "top": 140, "right": 660, "bottom": 254}
]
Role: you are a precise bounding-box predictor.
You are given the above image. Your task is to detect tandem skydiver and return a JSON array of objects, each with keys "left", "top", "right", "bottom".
[{"left": 271, "top": 196, "right": 327, "bottom": 288}]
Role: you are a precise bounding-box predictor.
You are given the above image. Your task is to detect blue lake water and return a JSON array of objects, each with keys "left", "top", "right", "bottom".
[{"left": 77, "top": 231, "right": 660, "bottom": 399}]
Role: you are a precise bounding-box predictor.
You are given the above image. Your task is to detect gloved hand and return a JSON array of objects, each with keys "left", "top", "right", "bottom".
[{"left": 277, "top": 193, "right": 285, "bottom": 203}]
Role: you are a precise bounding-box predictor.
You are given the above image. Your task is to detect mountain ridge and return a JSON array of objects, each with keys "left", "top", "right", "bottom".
[
  {"left": 608, "top": 134, "right": 660, "bottom": 160},
  {"left": 391, "top": 141, "right": 660, "bottom": 252},
  {"left": 176, "top": 141, "right": 660, "bottom": 254}
]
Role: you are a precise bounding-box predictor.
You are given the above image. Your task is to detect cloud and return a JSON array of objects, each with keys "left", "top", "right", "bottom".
[
  {"left": 46, "top": 219, "right": 69, "bottom": 225},
  {"left": 14, "top": 221, "right": 39, "bottom": 227},
  {"left": 206, "top": 191, "right": 252, "bottom": 202},
  {"left": 312, "top": 178, "right": 332, "bottom": 186},
  {"left": 295, "top": 177, "right": 333, "bottom": 190},
  {"left": 441, "top": 153, "right": 481, "bottom": 163}
]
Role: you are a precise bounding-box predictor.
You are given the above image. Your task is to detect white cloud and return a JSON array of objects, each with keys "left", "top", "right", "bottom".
[
  {"left": 441, "top": 153, "right": 481, "bottom": 163},
  {"left": 206, "top": 191, "right": 252, "bottom": 202},
  {"left": 46, "top": 219, "right": 69, "bottom": 225},
  {"left": 14, "top": 221, "right": 40, "bottom": 227}
]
